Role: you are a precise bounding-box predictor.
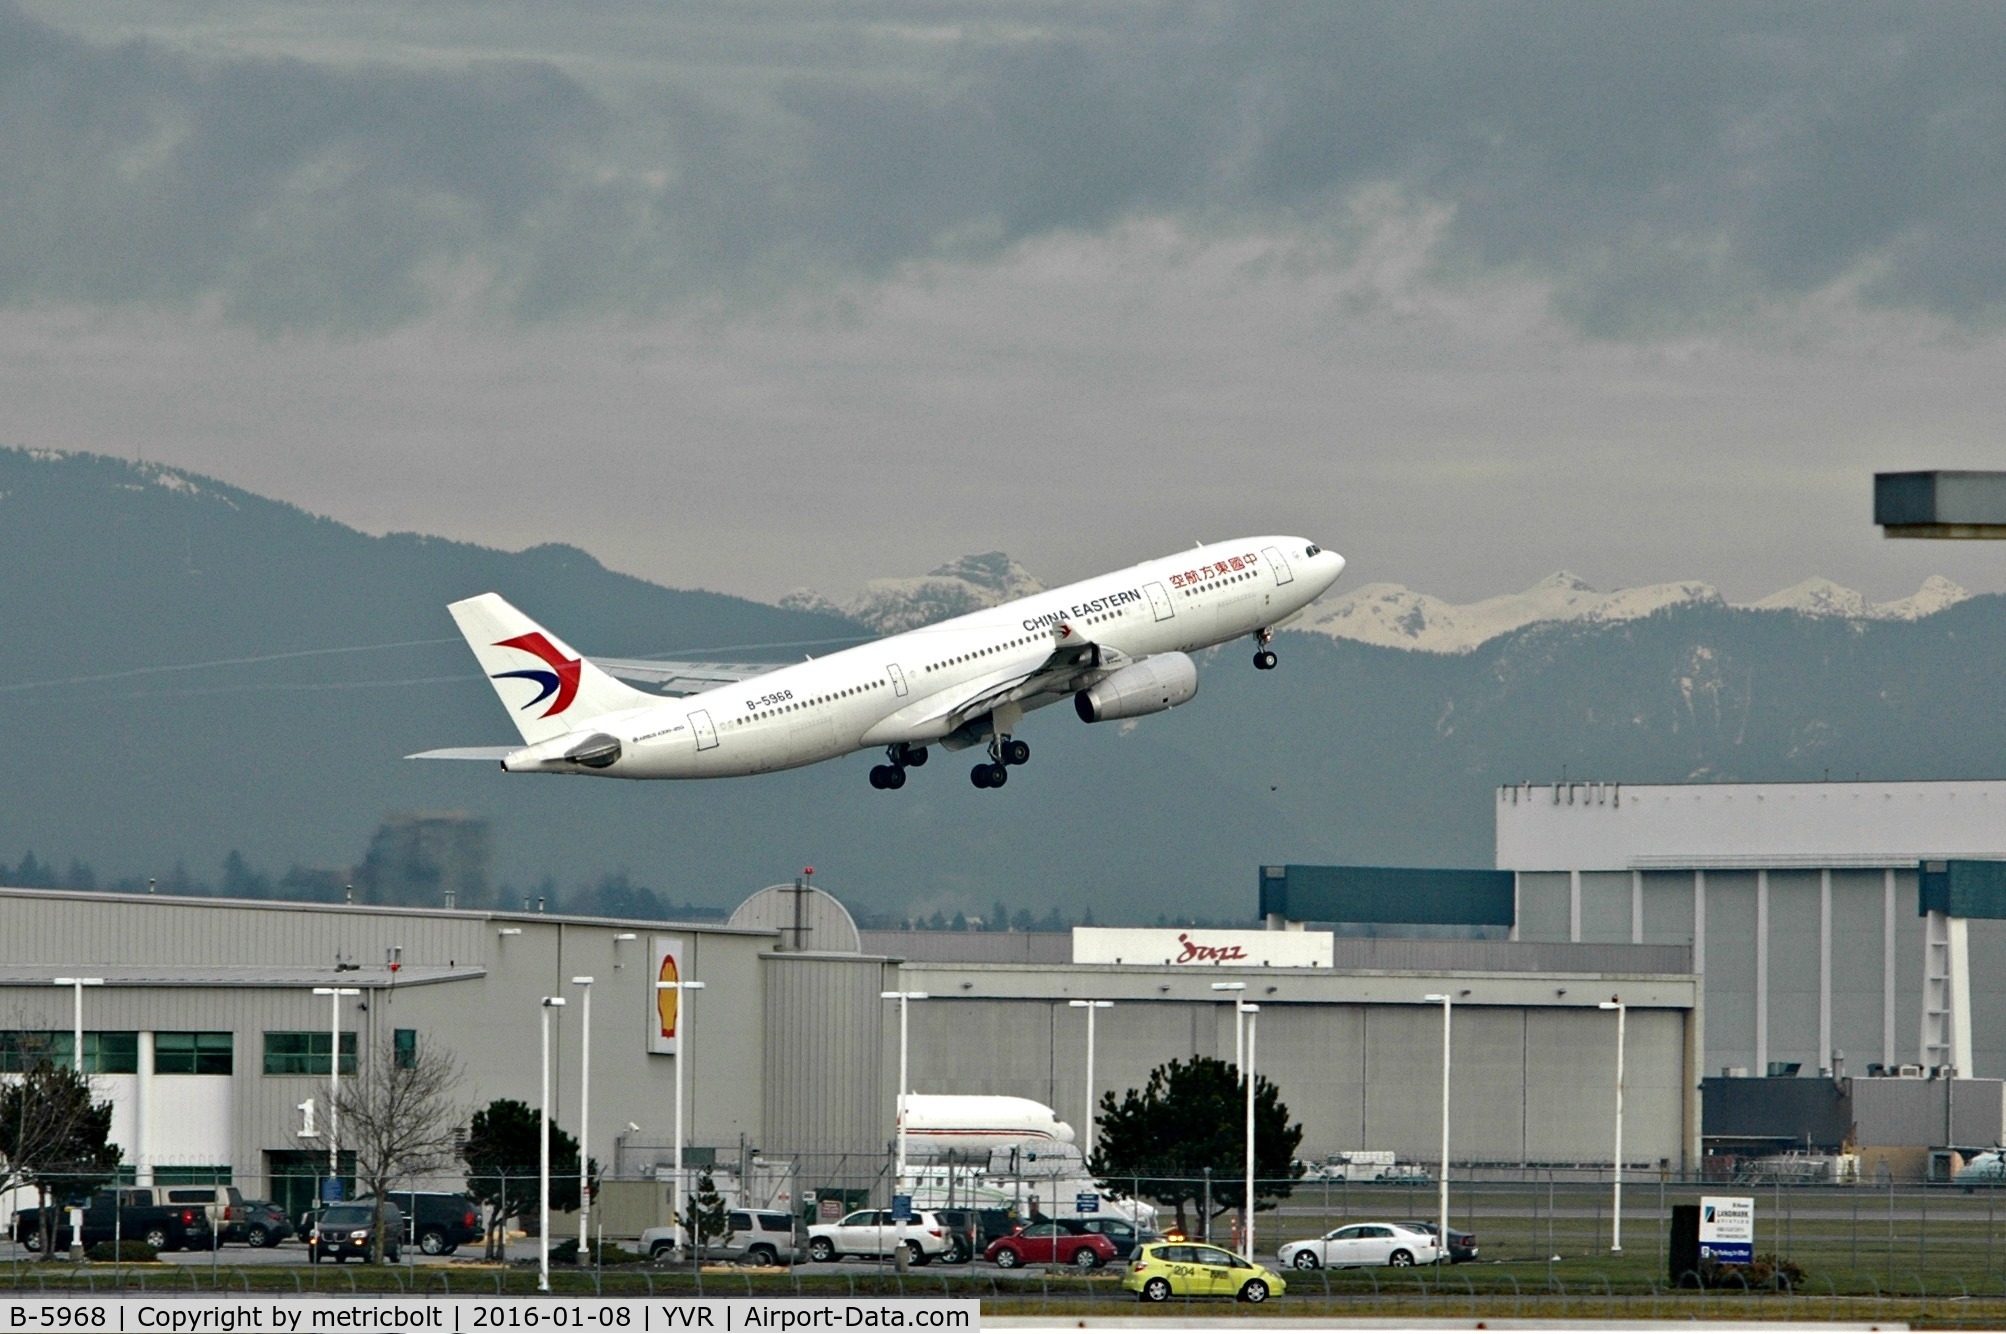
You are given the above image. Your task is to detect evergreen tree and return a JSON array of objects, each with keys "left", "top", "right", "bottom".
[
  {"left": 222, "top": 850, "right": 272, "bottom": 899},
  {"left": 680, "top": 1170, "right": 729, "bottom": 1262},
  {"left": 1091, "top": 1056, "right": 1303, "bottom": 1239},
  {"left": 461, "top": 1099, "right": 581, "bottom": 1259},
  {"left": 949, "top": 911, "right": 968, "bottom": 932},
  {"left": 989, "top": 901, "right": 1009, "bottom": 933}
]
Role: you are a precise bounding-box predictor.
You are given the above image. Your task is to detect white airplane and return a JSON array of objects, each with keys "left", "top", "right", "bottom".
[{"left": 414, "top": 536, "right": 1344, "bottom": 789}]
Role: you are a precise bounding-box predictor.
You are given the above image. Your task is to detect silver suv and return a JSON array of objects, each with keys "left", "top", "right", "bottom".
[{"left": 641, "top": 1209, "right": 802, "bottom": 1265}]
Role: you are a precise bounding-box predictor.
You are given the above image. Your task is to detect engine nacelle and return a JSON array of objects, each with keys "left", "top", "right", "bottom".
[{"left": 1073, "top": 652, "right": 1198, "bottom": 723}]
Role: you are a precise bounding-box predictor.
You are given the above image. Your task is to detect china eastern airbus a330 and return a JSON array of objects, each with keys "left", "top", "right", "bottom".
[{"left": 413, "top": 537, "right": 1344, "bottom": 790}]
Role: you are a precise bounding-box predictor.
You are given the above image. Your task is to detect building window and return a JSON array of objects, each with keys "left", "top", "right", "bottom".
[
  {"left": 87, "top": 1031, "right": 139, "bottom": 1074},
  {"left": 393, "top": 1029, "right": 417, "bottom": 1070},
  {"left": 262, "top": 1031, "right": 357, "bottom": 1075},
  {"left": 0, "top": 1031, "right": 139, "bottom": 1074},
  {"left": 155, "top": 1031, "right": 233, "bottom": 1075}
]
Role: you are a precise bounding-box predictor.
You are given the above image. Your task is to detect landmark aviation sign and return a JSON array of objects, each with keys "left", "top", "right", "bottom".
[{"left": 1698, "top": 1195, "right": 1754, "bottom": 1264}]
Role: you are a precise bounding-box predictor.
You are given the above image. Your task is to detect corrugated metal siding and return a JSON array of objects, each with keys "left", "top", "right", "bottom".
[
  {"left": 0, "top": 891, "right": 775, "bottom": 1190},
  {"left": 1326, "top": 938, "right": 1689, "bottom": 974},
  {"left": 857, "top": 932, "right": 1071, "bottom": 964},
  {"left": 761, "top": 955, "right": 890, "bottom": 1157}
]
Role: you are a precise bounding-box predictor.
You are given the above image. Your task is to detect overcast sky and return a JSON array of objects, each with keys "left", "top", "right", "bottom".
[{"left": 6, "top": 1, "right": 2006, "bottom": 605}]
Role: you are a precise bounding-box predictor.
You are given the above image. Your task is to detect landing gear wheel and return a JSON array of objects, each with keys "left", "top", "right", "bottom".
[
  {"left": 1003, "top": 738, "right": 1030, "bottom": 766},
  {"left": 901, "top": 744, "right": 929, "bottom": 768},
  {"left": 883, "top": 765, "right": 905, "bottom": 789},
  {"left": 1254, "top": 649, "right": 1278, "bottom": 670},
  {"left": 986, "top": 762, "right": 1010, "bottom": 787},
  {"left": 870, "top": 764, "right": 906, "bottom": 789}
]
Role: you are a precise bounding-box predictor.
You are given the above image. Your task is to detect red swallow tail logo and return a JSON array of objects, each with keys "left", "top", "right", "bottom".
[{"left": 491, "top": 633, "right": 582, "bottom": 718}]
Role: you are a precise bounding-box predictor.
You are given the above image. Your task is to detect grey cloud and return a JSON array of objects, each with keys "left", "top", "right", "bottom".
[{"left": 4, "top": 2, "right": 2005, "bottom": 332}]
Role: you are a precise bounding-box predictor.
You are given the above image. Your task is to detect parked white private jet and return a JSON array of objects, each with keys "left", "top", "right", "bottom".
[{"left": 413, "top": 536, "right": 1344, "bottom": 789}]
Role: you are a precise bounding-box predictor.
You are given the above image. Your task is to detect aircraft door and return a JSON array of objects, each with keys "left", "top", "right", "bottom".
[
  {"left": 1144, "top": 581, "right": 1175, "bottom": 621},
  {"left": 688, "top": 709, "right": 718, "bottom": 751},
  {"left": 1263, "top": 546, "right": 1294, "bottom": 585},
  {"left": 887, "top": 664, "right": 909, "bottom": 697}
]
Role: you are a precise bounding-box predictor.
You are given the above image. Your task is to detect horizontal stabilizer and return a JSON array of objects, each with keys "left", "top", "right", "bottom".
[
  {"left": 591, "top": 657, "right": 777, "bottom": 695},
  {"left": 407, "top": 746, "right": 515, "bottom": 761}
]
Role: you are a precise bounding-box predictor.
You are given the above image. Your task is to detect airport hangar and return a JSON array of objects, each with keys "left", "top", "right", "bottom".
[
  {"left": 1481, "top": 778, "right": 2006, "bottom": 1083},
  {"left": 0, "top": 879, "right": 1700, "bottom": 1218}
]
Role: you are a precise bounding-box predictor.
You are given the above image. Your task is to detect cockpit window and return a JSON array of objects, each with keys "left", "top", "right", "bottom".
[{"left": 1306, "top": 544, "right": 1320, "bottom": 556}]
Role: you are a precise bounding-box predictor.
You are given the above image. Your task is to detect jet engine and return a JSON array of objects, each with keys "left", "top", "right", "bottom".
[{"left": 1073, "top": 652, "right": 1198, "bottom": 723}]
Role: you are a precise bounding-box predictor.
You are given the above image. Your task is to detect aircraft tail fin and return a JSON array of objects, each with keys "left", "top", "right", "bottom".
[{"left": 448, "top": 593, "right": 657, "bottom": 744}]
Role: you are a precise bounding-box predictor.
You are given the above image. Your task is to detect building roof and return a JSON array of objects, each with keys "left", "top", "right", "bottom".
[
  {"left": 0, "top": 884, "right": 779, "bottom": 937},
  {"left": 0, "top": 964, "right": 483, "bottom": 989}
]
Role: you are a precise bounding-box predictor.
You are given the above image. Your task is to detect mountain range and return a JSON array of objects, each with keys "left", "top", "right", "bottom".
[
  {"left": 789, "top": 556, "right": 1971, "bottom": 655},
  {"left": 3, "top": 446, "right": 2005, "bottom": 924}
]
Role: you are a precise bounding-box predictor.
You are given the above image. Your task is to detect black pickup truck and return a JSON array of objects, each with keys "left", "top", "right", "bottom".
[{"left": 13, "top": 1188, "right": 215, "bottom": 1252}]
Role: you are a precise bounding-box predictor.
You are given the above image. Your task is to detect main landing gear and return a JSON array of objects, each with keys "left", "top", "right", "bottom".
[
  {"left": 970, "top": 736, "right": 1031, "bottom": 789},
  {"left": 1253, "top": 626, "right": 1278, "bottom": 671},
  {"left": 869, "top": 742, "right": 928, "bottom": 790}
]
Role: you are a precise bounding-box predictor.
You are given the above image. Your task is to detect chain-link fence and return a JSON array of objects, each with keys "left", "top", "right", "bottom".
[{"left": 14, "top": 1162, "right": 2006, "bottom": 1324}]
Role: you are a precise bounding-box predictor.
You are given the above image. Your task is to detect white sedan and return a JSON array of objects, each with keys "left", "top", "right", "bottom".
[{"left": 1277, "top": 1221, "right": 1443, "bottom": 1270}]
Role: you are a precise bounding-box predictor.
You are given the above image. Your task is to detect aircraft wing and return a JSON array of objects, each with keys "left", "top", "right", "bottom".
[
  {"left": 901, "top": 624, "right": 1121, "bottom": 732},
  {"left": 588, "top": 657, "right": 781, "bottom": 696}
]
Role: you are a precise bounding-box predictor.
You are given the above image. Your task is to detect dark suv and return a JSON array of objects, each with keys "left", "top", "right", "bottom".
[
  {"left": 310, "top": 1203, "right": 403, "bottom": 1263},
  {"left": 384, "top": 1192, "right": 482, "bottom": 1255},
  {"left": 933, "top": 1208, "right": 1019, "bottom": 1264}
]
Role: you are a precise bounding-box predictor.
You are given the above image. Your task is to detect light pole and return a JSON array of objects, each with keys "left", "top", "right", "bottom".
[
  {"left": 312, "top": 986, "right": 360, "bottom": 1201},
  {"left": 1067, "top": 1000, "right": 1113, "bottom": 1159},
  {"left": 1239, "top": 1001, "right": 1259, "bottom": 1257},
  {"left": 655, "top": 976, "right": 705, "bottom": 1249},
  {"left": 51, "top": 978, "right": 103, "bottom": 1073},
  {"left": 1210, "top": 981, "right": 1248, "bottom": 1074},
  {"left": 880, "top": 991, "right": 929, "bottom": 1184},
  {"left": 1423, "top": 992, "right": 1455, "bottom": 1263},
  {"left": 1600, "top": 996, "right": 1626, "bottom": 1253},
  {"left": 538, "top": 995, "right": 566, "bottom": 1291},
  {"left": 571, "top": 975, "right": 593, "bottom": 1261}
]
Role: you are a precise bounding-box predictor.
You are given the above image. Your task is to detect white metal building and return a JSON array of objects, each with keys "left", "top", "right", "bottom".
[{"left": 1498, "top": 779, "right": 2006, "bottom": 1081}]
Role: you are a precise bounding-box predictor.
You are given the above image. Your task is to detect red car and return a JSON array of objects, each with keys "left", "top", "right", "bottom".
[{"left": 986, "top": 1221, "right": 1117, "bottom": 1270}]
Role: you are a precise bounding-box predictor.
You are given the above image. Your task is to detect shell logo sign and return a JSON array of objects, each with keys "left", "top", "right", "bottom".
[{"left": 649, "top": 935, "right": 684, "bottom": 1054}]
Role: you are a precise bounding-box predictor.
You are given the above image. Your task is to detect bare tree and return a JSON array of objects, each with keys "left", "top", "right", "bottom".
[
  {"left": 0, "top": 1041, "right": 121, "bottom": 1257},
  {"left": 322, "top": 1034, "right": 464, "bottom": 1262}
]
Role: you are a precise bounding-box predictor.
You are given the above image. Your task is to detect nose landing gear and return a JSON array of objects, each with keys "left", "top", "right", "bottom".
[
  {"left": 1252, "top": 627, "right": 1278, "bottom": 670},
  {"left": 869, "top": 742, "right": 929, "bottom": 790}
]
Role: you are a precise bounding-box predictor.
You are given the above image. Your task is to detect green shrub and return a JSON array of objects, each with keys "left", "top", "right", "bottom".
[
  {"left": 87, "top": 1240, "right": 159, "bottom": 1262},
  {"left": 551, "top": 1239, "right": 644, "bottom": 1266}
]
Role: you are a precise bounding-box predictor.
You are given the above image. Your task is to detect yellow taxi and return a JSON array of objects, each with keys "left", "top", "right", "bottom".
[{"left": 1122, "top": 1240, "right": 1287, "bottom": 1303}]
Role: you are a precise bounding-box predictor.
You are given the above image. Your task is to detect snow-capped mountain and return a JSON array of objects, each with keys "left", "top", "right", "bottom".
[
  {"left": 780, "top": 552, "right": 1044, "bottom": 634},
  {"left": 1302, "top": 572, "right": 1969, "bottom": 653},
  {"left": 788, "top": 555, "right": 1970, "bottom": 653}
]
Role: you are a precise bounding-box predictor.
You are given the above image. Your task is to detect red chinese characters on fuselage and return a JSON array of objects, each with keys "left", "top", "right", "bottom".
[{"left": 1168, "top": 552, "right": 1259, "bottom": 590}]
